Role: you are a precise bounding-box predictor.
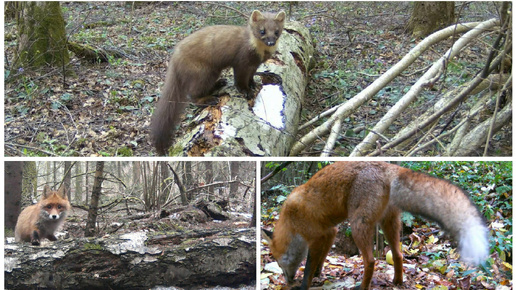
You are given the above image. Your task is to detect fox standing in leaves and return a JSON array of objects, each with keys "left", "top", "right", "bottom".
[
  {"left": 150, "top": 10, "right": 286, "bottom": 155},
  {"left": 264, "top": 161, "right": 489, "bottom": 290}
]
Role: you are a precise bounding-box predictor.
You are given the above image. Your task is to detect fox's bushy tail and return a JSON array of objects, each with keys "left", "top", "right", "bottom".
[{"left": 390, "top": 169, "right": 489, "bottom": 265}]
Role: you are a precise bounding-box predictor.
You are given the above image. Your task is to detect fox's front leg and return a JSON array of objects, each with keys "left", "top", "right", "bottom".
[
  {"left": 293, "top": 228, "right": 337, "bottom": 290},
  {"left": 31, "top": 230, "right": 41, "bottom": 246}
]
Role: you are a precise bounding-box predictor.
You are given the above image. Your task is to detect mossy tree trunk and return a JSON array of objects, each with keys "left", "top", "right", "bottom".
[
  {"left": 16, "top": 1, "right": 69, "bottom": 69},
  {"left": 407, "top": 2, "right": 455, "bottom": 38},
  {"left": 21, "top": 161, "right": 37, "bottom": 204},
  {"left": 5, "top": 162, "right": 23, "bottom": 230}
]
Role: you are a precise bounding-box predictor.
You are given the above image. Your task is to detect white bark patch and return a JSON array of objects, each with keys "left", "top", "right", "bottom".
[{"left": 252, "top": 85, "right": 286, "bottom": 130}]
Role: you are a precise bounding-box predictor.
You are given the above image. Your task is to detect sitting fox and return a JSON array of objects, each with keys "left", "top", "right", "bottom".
[
  {"left": 15, "top": 185, "right": 71, "bottom": 245},
  {"left": 263, "top": 161, "right": 489, "bottom": 290}
]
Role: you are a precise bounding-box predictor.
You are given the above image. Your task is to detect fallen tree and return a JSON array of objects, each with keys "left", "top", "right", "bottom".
[
  {"left": 5, "top": 228, "right": 255, "bottom": 289},
  {"left": 292, "top": 17, "right": 511, "bottom": 157}
]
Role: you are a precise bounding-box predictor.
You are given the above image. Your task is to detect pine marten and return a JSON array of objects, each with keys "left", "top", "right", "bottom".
[{"left": 150, "top": 10, "right": 286, "bottom": 155}]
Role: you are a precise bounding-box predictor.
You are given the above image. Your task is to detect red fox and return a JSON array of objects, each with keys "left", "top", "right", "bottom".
[
  {"left": 150, "top": 10, "right": 286, "bottom": 155},
  {"left": 15, "top": 185, "right": 71, "bottom": 245},
  {"left": 263, "top": 162, "right": 489, "bottom": 290}
]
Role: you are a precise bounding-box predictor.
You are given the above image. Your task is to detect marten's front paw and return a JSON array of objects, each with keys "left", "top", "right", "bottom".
[
  {"left": 212, "top": 79, "right": 228, "bottom": 92},
  {"left": 243, "top": 91, "right": 255, "bottom": 100},
  {"left": 243, "top": 86, "right": 260, "bottom": 100},
  {"left": 195, "top": 96, "right": 220, "bottom": 107}
]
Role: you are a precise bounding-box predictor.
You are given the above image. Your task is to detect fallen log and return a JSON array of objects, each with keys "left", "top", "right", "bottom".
[{"left": 5, "top": 228, "right": 255, "bottom": 289}]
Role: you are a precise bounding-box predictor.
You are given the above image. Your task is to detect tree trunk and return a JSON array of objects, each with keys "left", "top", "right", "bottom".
[
  {"left": 169, "top": 163, "right": 188, "bottom": 206},
  {"left": 205, "top": 162, "right": 214, "bottom": 199},
  {"left": 53, "top": 161, "right": 57, "bottom": 184},
  {"left": 75, "top": 163, "right": 82, "bottom": 203},
  {"left": 117, "top": 162, "right": 122, "bottom": 192},
  {"left": 16, "top": 1, "right": 69, "bottom": 68},
  {"left": 168, "top": 21, "right": 313, "bottom": 156},
  {"left": 229, "top": 161, "right": 240, "bottom": 198},
  {"left": 5, "top": 228, "right": 255, "bottom": 289},
  {"left": 407, "top": 2, "right": 455, "bottom": 38},
  {"left": 63, "top": 161, "right": 72, "bottom": 200},
  {"left": 21, "top": 161, "right": 36, "bottom": 204},
  {"left": 85, "top": 161, "right": 89, "bottom": 204},
  {"left": 5, "top": 162, "right": 23, "bottom": 230},
  {"left": 183, "top": 162, "right": 194, "bottom": 201},
  {"left": 159, "top": 161, "right": 169, "bottom": 205},
  {"left": 85, "top": 161, "right": 105, "bottom": 237},
  {"left": 250, "top": 189, "right": 257, "bottom": 227}
]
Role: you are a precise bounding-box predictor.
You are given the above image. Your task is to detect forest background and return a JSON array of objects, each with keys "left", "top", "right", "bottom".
[
  {"left": 4, "top": 2, "right": 511, "bottom": 156},
  {"left": 261, "top": 161, "right": 512, "bottom": 289},
  {"left": 5, "top": 161, "right": 257, "bottom": 239}
]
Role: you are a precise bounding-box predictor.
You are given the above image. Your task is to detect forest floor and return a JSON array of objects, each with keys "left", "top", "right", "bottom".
[
  {"left": 4, "top": 2, "right": 511, "bottom": 156},
  {"left": 261, "top": 161, "right": 513, "bottom": 289}
]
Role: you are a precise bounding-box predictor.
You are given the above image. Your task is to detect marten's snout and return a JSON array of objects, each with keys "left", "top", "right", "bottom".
[{"left": 265, "top": 39, "right": 276, "bottom": 46}]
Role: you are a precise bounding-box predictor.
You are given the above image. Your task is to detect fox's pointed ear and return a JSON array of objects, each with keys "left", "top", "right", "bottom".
[
  {"left": 262, "top": 229, "right": 274, "bottom": 244},
  {"left": 57, "top": 185, "right": 68, "bottom": 199},
  {"left": 42, "top": 185, "right": 51, "bottom": 198}
]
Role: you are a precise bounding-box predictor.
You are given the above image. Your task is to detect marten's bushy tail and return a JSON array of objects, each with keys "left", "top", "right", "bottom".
[{"left": 150, "top": 74, "right": 185, "bottom": 155}]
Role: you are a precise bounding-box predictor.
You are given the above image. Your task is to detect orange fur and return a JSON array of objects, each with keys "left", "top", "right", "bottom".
[
  {"left": 264, "top": 162, "right": 488, "bottom": 290},
  {"left": 15, "top": 185, "right": 71, "bottom": 245}
]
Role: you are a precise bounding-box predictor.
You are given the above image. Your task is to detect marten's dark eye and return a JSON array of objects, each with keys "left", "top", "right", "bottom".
[
  {"left": 57, "top": 205, "right": 62, "bottom": 209},
  {"left": 46, "top": 205, "right": 52, "bottom": 209},
  {"left": 260, "top": 29, "right": 266, "bottom": 36},
  {"left": 275, "top": 30, "right": 279, "bottom": 36}
]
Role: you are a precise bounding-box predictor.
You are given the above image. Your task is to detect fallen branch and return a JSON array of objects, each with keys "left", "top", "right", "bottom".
[
  {"left": 289, "top": 20, "right": 486, "bottom": 156},
  {"left": 350, "top": 18, "right": 499, "bottom": 156},
  {"left": 367, "top": 44, "right": 508, "bottom": 156}
]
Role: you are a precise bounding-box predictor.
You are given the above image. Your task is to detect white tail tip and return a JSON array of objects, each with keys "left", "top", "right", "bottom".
[{"left": 459, "top": 221, "right": 489, "bottom": 265}]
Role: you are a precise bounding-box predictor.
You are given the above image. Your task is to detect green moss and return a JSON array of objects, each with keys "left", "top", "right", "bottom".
[
  {"left": 16, "top": 2, "right": 69, "bottom": 68},
  {"left": 168, "top": 144, "right": 184, "bottom": 156},
  {"left": 83, "top": 243, "right": 103, "bottom": 250},
  {"left": 117, "top": 147, "right": 133, "bottom": 156}
]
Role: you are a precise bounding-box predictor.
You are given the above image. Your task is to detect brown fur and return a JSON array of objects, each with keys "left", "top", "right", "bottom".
[
  {"left": 15, "top": 185, "right": 71, "bottom": 245},
  {"left": 150, "top": 10, "right": 286, "bottom": 155},
  {"left": 264, "top": 162, "right": 488, "bottom": 290}
]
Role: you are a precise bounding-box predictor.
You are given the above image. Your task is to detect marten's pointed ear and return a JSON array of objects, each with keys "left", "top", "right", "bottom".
[
  {"left": 262, "top": 229, "right": 274, "bottom": 244},
  {"left": 275, "top": 11, "right": 286, "bottom": 23},
  {"left": 250, "top": 10, "right": 264, "bottom": 23}
]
